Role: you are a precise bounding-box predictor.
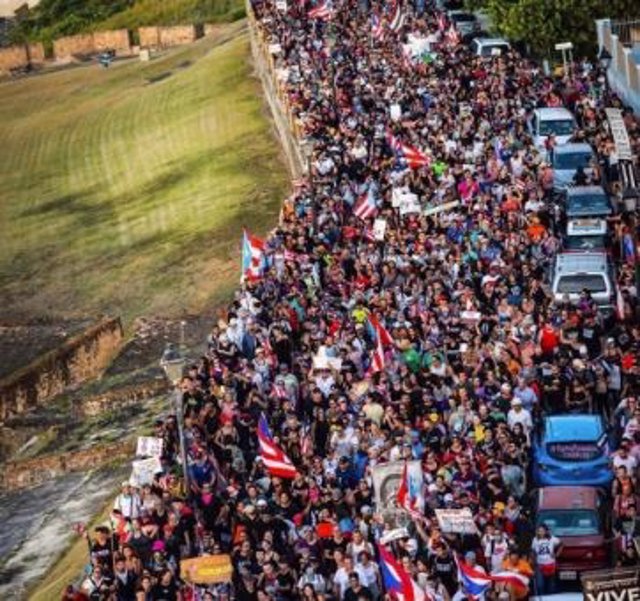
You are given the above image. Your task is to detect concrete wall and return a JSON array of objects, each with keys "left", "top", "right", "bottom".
[
  {"left": 0, "top": 440, "right": 134, "bottom": 490},
  {"left": 77, "top": 379, "right": 167, "bottom": 418},
  {"left": 247, "top": 0, "right": 307, "bottom": 178},
  {"left": 53, "top": 29, "right": 131, "bottom": 60},
  {"left": 597, "top": 19, "right": 640, "bottom": 114},
  {"left": 0, "top": 42, "right": 44, "bottom": 73},
  {"left": 139, "top": 24, "right": 197, "bottom": 49},
  {"left": 0, "top": 317, "right": 124, "bottom": 422}
]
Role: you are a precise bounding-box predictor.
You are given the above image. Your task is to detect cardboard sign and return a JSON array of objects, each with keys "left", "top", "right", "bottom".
[
  {"left": 181, "top": 555, "right": 233, "bottom": 584},
  {"left": 130, "top": 456, "right": 163, "bottom": 486},
  {"left": 423, "top": 200, "right": 460, "bottom": 216},
  {"left": 435, "top": 508, "right": 478, "bottom": 535},
  {"left": 136, "top": 436, "right": 164, "bottom": 458},
  {"left": 605, "top": 108, "right": 633, "bottom": 161},
  {"left": 373, "top": 218, "right": 387, "bottom": 241}
]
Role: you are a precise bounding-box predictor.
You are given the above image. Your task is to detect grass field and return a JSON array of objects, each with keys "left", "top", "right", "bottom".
[{"left": 0, "top": 23, "right": 289, "bottom": 325}]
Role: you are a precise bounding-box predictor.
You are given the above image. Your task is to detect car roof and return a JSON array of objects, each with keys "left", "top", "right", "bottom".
[
  {"left": 534, "top": 107, "right": 574, "bottom": 120},
  {"left": 537, "top": 486, "right": 599, "bottom": 510},
  {"left": 531, "top": 595, "right": 582, "bottom": 601},
  {"left": 566, "top": 185, "right": 607, "bottom": 197},
  {"left": 553, "top": 143, "right": 594, "bottom": 155},
  {"left": 543, "top": 414, "right": 604, "bottom": 442},
  {"left": 474, "top": 37, "right": 510, "bottom": 46},
  {"left": 555, "top": 252, "right": 608, "bottom": 272}
]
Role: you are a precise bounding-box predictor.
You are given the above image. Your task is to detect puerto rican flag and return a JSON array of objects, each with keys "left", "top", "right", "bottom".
[
  {"left": 385, "top": 130, "right": 430, "bottom": 169},
  {"left": 354, "top": 192, "right": 378, "bottom": 220},
  {"left": 437, "top": 13, "right": 447, "bottom": 31},
  {"left": 455, "top": 554, "right": 529, "bottom": 600},
  {"left": 378, "top": 544, "right": 429, "bottom": 601},
  {"left": 445, "top": 25, "right": 461, "bottom": 47},
  {"left": 389, "top": 1, "right": 405, "bottom": 32},
  {"left": 396, "top": 462, "right": 425, "bottom": 523},
  {"left": 368, "top": 314, "right": 394, "bottom": 347},
  {"left": 242, "top": 229, "right": 265, "bottom": 282},
  {"left": 308, "top": 0, "right": 333, "bottom": 20},
  {"left": 257, "top": 414, "right": 298, "bottom": 479},
  {"left": 371, "top": 14, "right": 385, "bottom": 40},
  {"left": 369, "top": 332, "right": 385, "bottom": 374}
]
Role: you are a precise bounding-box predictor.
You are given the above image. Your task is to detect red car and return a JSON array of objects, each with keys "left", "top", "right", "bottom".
[{"left": 533, "top": 486, "right": 610, "bottom": 582}]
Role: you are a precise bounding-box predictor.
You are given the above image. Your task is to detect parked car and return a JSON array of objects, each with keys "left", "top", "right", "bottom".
[
  {"left": 563, "top": 218, "right": 608, "bottom": 252},
  {"left": 564, "top": 186, "right": 612, "bottom": 219},
  {"left": 446, "top": 10, "right": 480, "bottom": 38},
  {"left": 529, "top": 107, "right": 576, "bottom": 150},
  {"left": 551, "top": 143, "right": 596, "bottom": 191},
  {"left": 533, "top": 486, "right": 611, "bottom": 581},
  {"left": 550, "top": 252, "right": 616, "bottom": 313},
  {"left": 470, "top": 37, "right": 510, "bottom": 57},
  {"left": 532, "top": 415, "right": 612, "bottom": 487}
]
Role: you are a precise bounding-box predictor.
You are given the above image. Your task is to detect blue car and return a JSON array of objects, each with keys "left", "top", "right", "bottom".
[{"left": 532, "top": 414, "right": 612, "bottom": 488}]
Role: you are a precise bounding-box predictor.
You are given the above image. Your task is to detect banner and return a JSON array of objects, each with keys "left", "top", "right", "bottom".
[
  {"left": 181, "top": 555, "right": 233, "bottom": 584},
  {"left": 605, "top": 108, "right": 633, "bottom": 161},
  {"left": 423, "top": 200, "right": 460, "bottom": 216},
  {"left": 136, "top": 436, "right": 164, "bottom": 458},
  {"left": 435, "top": 508, "right": 478, "bottom": 535},
  {"left": 581, "top": 567, "right": 640, "bottom": 600},
  {"left": 371, "top": 460, "right": 422, "bottom": 510},
  {"left": 130, "top": 456, "right": 163, "bottom": 486}
]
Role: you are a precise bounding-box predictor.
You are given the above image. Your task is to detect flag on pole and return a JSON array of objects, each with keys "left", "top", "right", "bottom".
[
  {"left": 378, "top": 544, "right": 429, "bottom": 601},
  {"left": 389, "top": 2, "right": 405, "bottom": 32},
  {"left": 368, "top": 314, "right": 394, "bottom": 346},
  {"left": 437, "top": 13, "right": 447, "bottom": 31},
  {"left": 370, "top": 333, "right": 385, "bottom": 374},
  {"left": 445, "top": 25, "right": 461, "bottom": 47},
  {"left": 385, "top": 130, "right": 431, "bottom": 169},
  {"left": 396, "top": 462, "right": 424, "bottom": 522},
  {"left": 371, "top": 14, "right": 385, "bottom": 41},
  {"left": 308, "top": 0, "right": 334, "bottom": 20},
  {"left": 354, "top": 192, "right": 378, "bottom": 220},
  {"left": 257, "top": 414, "right": 298, "bottom": 479},
  {"left": 242, "top": 229, "right": 266, "bottom": 282}
]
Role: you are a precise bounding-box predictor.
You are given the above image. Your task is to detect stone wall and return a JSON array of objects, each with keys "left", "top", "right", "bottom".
[
  {"left": 246, "top": 0, "right": 306, "bottom": 178},
  {"left": 139, "top": 25, "right": 197, "bottom": 49},
  {"left": 0, "top": 317, "right": 124, "bottom": 422},
  {"left": 77, "top": 379, "right": 168, "bottom": 417},
  {"left": 53, "top": 29, "right": 131, "bottom": 60},
  {"left": 0, "top": 440, "right": 135, "bottom": 491},
  {"left": 0, "top": 43, "right": 45, "bottom": 73}
]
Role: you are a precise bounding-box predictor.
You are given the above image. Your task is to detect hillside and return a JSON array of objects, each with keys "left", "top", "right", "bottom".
[{"left": 0, "top": 25, "right": 288, "bottom": 323}]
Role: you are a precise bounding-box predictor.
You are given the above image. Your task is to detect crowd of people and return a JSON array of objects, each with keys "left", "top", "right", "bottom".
[{"left": 63, "top": 0, "right": 640, "bottom": 600}]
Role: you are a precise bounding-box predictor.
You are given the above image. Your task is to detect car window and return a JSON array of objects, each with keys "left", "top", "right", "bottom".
[
  {"left": 537, "top": 509, "right": 599, "bottom": 536},
  {"left": 539, "top": 119, "right": 574, "bottom": 136},
  {"left": 564, "top": 236, "right": 606, "bottom": 251},
  {"left": 553, "top": 151, "right": 593, "bottom": 170},
  {"left": 556, "top": 274, "right": 607, "bottom": 294},
  {"left": 567, "top": 194, "right": 610, "bottom": 213},
  {"left": 451, "top": 13, "right": 474, "bottom": 21}
]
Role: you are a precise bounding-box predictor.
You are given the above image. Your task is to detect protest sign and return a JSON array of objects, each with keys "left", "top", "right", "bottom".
[
  {"left": 136, "top": 436, "right": 163, "bottom": 458},
  {"left": 181, "top": 555, "right": 233, "bottom": 584},
  {"left": 435, "top": 508, "right": 478, "bottom": 534},
  {"left": 372, "top": 460, "right": 422, "bottom": 510},
  {"left": 373, "top": 218, "right": 387, "bottom": 241},
  {"left": 130, "top": 456, "right": 163, "bottom": 486},
  {"left": 581, "top": 567, "right": 640, "bottom": 601}
]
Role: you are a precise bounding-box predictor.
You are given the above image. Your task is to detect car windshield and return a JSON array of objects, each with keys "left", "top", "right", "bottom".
[
  {"left": 564, "top": 236, "right": 606, "bottom": 251},
  {"left": 482, "top": 45, "right": 507, "bottom": 56},
  {"left": 556, "top": 275, "right": 607, "bottom": 294},
  {"left": 451, "top": 13, "right": 474, "bottom": 21},
  {"left": 537, "top": 509, "right": 599, "bottom": 536},
  {"left": 539, "top": 119, "right": 575, "bottom": 136},
  {"left": 567, "top": 195, "right": 610, "bottom": 214},
  {"left": 553, "top": 151, "right": 593, "bottom": 170}
]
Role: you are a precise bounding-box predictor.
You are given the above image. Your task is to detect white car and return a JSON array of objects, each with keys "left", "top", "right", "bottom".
[
  {"left": 529, "top": 107, "right": 576, "bottom": 150},
  {"left": 471, "top": 37, "right": 510, "bottom": 57}
]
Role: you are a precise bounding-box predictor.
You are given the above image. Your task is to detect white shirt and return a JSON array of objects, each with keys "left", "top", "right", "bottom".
[
  {"left": 532, "top": 535, "right": 561, "bottom": 565},
  {"left": 507, "top": 407, "right": 533, "bottom": 433}
]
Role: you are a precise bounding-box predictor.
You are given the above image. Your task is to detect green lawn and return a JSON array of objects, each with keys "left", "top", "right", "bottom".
[{"left": 0, "top": 24, "right": 288, "bottom": 324}]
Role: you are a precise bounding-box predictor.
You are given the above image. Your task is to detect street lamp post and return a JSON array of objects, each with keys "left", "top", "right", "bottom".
[
  {"left": 160, "top": 343, "right": 190, "bottom": 500},
  {"left": 598, "top": 46, "right": 612, "bottom": 102}
]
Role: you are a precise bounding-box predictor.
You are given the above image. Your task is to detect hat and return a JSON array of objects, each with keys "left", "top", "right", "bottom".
[{"left": 151, "top": 540, "right": 165, "bottom": 553}]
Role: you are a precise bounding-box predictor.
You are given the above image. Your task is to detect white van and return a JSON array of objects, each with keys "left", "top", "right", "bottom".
[
  {"left": 471, "top": 37, "right": 510, "bottom": 57},
  {"left": 551, "top": 252, "right": 614, "bottom": 309},
  {"left": 529, "top": 107, "right": 576, "bottom": 150}
]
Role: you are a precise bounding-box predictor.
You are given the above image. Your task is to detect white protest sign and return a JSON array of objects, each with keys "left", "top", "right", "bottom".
[
  {"left": 606, "top": 108, "right": 633, "bottom": 161},
  {"left": 372, "top": 460, "right": 423, "bottom": 510},
  {"left": 392, "top": 187, "right": 421, "bottom": 215},
  {"left": 275, "top": 0, "right": 288, "bottom": 11},
  {"left": 313, "top": 347, "right": 342, "bottom": 372},
  {"left": 136, "top": 436, "right": 164, "bottom": 458},
  {"left": 373, "top": 218, "right": 387, "bottom": 241},
  {"left": 130, "top": 457, "right": 163, "bottom": 486},
  {"left": 435, "top": 508, "right": 478, "bottom": 534},
  {"left": 390, "top": 103, "right": 402, "bottom": 122},
  {"left": 268, "top": 43, "right": 282, "bottom": 55},
  {"left": 423, "top": 200, "right": 460, "bottom": 216}
]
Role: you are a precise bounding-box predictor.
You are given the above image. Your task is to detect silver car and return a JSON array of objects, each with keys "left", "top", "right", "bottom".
[{"left": 550, "top": 252, "right": 615, "bottom": 310}]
